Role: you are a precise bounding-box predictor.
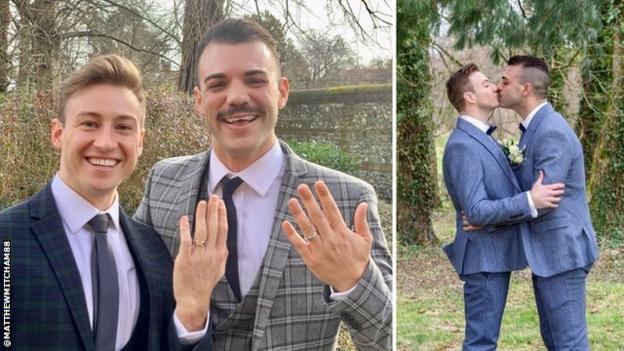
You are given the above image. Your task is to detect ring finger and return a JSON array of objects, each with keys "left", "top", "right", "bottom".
[
  {"left": 193, "top": 200, "right": 208, "bottom": 249},
  {"left": 287, "top": 198, "right": 322, "bottom": 245},
  {"left": 296, "top": 184, "right": 334, "bottom": 239}
]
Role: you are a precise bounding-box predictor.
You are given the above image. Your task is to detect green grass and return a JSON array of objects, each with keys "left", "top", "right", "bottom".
[
  {"left": 398, "top": 208, "right": 624, "bottom": 350},
  {"left": 397, "top": 132, "right": 624, "bottom": 350}
]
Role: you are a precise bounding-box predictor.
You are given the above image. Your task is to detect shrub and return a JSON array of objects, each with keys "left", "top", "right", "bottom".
[{"left": 286, "top": 139, "right": 361, "bottom": 176}]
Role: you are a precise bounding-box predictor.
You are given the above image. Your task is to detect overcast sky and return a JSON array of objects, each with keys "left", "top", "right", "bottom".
[{"left": 156, "top": 0, "right": 393, "bottom": 63}]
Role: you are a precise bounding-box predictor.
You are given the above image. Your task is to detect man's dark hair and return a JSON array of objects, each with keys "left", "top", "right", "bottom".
[
  {"left": 507, "top": 55, "right": 550, "bottom": 98},
  {"left": 195, "top": 18, "right": 280, "bottom": 84},
  {"left": 446, "top": 63, "right": 480, "bottom": 112}
]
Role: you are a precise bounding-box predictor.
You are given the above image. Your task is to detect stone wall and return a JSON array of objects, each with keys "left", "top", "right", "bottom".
[{"left": 277, "top": 84, "right": 392, "bottom": 200}]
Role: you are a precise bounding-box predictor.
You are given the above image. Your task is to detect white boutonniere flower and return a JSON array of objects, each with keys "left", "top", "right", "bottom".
[{"left": 499, "top": 138, "right": 524, "bottom": 167}]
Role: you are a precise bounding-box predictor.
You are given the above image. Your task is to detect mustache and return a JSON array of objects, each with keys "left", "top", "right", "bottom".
[{"left": 216, "top": 105, "right": 262, "bottom": 119}]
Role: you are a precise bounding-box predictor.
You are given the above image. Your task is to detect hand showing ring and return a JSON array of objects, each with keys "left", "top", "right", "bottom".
[
  {"left": 173, "top": 195, "right": 229, "bottom": 332},
  {"left": 282, "top": 180, "right": 373, "bottom": 292}
]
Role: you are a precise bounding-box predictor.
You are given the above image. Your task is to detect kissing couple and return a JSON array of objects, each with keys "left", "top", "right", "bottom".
[{"left": 443, "top": 55, "right": 599, "bottom": 350}]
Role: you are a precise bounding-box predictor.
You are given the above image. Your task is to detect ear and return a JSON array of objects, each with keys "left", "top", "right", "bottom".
[
  {"left": 277, "top": 76, "right": 289, "bottom": 109},
  {"left": 463, "top": 91, "right": 476, "bottom": 105},
  {"left": 138, "top": 128, "right": 145, "bottom": 157},
  {"left": 522, "top": 82, "right": 532, "bottom": 97},
  {"left": 51, "top": 118, "right": 64, "bottom": 151},
  {"left": 193, "top": 85, "right": 202, "bottom": 113}
]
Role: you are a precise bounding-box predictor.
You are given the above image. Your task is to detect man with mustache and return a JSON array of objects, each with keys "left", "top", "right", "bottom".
[
  {"left": 443, "top": 63, "right": 565, "bottom": 350},
  {"left": 134, "top": 18, "right": 392, "bottom": 350},
  {"left": 496, "top": 55, "right": 599, "bottom": 350}
]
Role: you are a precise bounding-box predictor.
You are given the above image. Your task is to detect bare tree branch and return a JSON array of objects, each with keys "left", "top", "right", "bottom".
[
  {"left": 90, "top": 0, "right": 181, "bottom": 44},
  {"left": 63, "top": 31, "right": 179, "bottom": 67},
  {"left": 517, "top": 0, "right": 528, "bottom": 20}
]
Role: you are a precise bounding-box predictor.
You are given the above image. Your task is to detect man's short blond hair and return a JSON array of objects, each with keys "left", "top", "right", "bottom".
[{"left": 57, "top": 54, "right": 146, "bottom": 126}]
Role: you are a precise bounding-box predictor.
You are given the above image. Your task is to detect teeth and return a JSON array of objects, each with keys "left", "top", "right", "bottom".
[
  {"left": 224, "top": 115, "right": 256, "bottom": 124},
  {"left": 88, "top": 158, "right": 118, "bottom": 167}
]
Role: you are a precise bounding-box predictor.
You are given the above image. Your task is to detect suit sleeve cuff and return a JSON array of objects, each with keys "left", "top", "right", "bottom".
[
  {"left": 173, "top": 309, "right": 210, "bottom": 345},
  {"left": 526, "top": 191, "right": 538, "bottom": 218},
  {"left": 328, "top": 284, "right": 357, "bottom": 300}
]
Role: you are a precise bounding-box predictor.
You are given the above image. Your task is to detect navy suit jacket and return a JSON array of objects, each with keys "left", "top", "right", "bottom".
[
  {"left": 443, "top": 118, "right": 533, "bottom": 275},
  {"left": 514, "top": 103, "right": 599, "bottom": 277},
  {"left": 0, "top": 183, "right": 211, "bottom": 350}
]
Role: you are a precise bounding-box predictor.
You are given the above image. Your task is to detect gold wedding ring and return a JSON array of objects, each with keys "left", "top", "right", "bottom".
[
  {"left": 303, "top": 230, "right": 318, "bottom": 242},
  {"left": 193, "top": 239, "right": 206, "bottom": 248}
]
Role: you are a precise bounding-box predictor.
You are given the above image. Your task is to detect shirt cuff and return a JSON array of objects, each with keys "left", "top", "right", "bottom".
[
  {"left": 526, "top": 191, "right": 538, "bottom": 218},
  {"left": 329, "top": 284, "right": 357, "bottom": 300},
  {"left": 173, "top": 309, "right": 210, "bottom": 345}
]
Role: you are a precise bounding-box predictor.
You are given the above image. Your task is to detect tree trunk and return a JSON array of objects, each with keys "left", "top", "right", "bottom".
[
  {"left": 397, "top": 30, "right": 438, "bottom": 245},
  {"left": 0, "top": 0, "right": 10, "bottom": 92},
  {"left": 588, "top": 1, "right": 624, "bottom": 241},
  {"left": 31, "top": 0, "right": 59, "bottom": 91},
  {"left": 577, "top": 20, "right": 611, "bottom": 178},
  {"left": 14, "top": 0, "right": 59, "bottom": 92},
  {"left": 178, "top": 0, "right": 224, "bottom": 94}
]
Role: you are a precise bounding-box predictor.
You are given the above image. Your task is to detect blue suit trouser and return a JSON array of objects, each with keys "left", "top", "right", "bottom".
[
  {"left": 460, "top": 271, "right": 511, "bottom": 351},
  {"left": 532, "top": 266, "right": 591, "bottom": 351}
]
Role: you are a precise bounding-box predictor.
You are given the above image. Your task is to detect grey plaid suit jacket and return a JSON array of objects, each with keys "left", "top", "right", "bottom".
[
  {"left": 134, "top": 140, "right": 392, "bottom": 350},
  {"left": 0, "top": 183, "right": 210, "bottom": 351}
]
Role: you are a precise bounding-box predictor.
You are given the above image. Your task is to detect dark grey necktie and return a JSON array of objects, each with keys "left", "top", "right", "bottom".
[
  {"left": 89, "top": 214, "right": 118, "bottom": 351},
  {"left": 222, "top": 177, "right": 244, "bottom": 301}
]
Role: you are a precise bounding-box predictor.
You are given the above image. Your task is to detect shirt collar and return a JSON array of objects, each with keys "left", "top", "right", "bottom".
[
  {"left": 459, "top": 114, "right": 492, "bottom": 134},
  {"left": 51, "top": 174, "right": 120, "bottom": 234},
  {"left": 208, "top": 140, "right": 284, "bottom": 196},
  {"left": 522, "top": 100, "right": 548, "bottom": 129}
]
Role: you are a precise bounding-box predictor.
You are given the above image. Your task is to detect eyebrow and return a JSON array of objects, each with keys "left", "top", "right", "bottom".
[{"left": 75, "top": 112, "right": 138, "bottom": 122}]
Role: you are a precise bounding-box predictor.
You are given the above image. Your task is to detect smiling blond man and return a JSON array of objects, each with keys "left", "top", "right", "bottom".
[{"left": 0, "top": 55, "right": 222, "bottom": 351}]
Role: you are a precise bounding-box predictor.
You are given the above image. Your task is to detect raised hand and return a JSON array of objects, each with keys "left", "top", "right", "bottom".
[
  {"left": 530, "top": 170, "right": 565, "bottom": 209},
  {"left": 282, "top": 181, "right": 372, "bottom": 292},
  {"left": 174, "top": 195, "right": 228, "bottom": 331}
]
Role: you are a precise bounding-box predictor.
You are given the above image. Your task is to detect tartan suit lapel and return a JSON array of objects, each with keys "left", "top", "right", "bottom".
[
  {"left": 179, "top": 151, "right": 211, "bottom": 241},
  {"left": 250, "top": 141, "right": 306, "bottom": 350},
  {"left": 29, "top": 183, "right": 95, "bottom": 351}
]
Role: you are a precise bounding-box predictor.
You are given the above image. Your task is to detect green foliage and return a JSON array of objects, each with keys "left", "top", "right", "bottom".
[
  {"left": 396, "top": 0, "right": 439, "bottom": 244},
  {"left": 444, "top": 0, "right": 600, "bottom": 63},
  {"left": 286, "top": 139, "right": 361, "bottom": 176}
]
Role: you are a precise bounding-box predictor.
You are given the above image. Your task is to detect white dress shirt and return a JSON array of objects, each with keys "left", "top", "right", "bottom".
[
  {"left": 52, "top": 175, "right": 205, "bottom": 349},
  {"left": 209, "top": 141, "right": 285, "bottom": 296},
  {"left": 520, "top": 100, "right": 548, "bottom": 131},
  {"left": 459, "top": 115, "right": 537, "bottom": 217},
  {"left": 51, "top": 175, "right": 139, "bottom": 351},
  {"left": 209, "top": 141, "right": 355, "bottom": 299}
]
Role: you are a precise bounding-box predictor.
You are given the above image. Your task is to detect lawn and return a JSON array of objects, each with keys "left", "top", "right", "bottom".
[{"left": 397, "top": 132, "right": 624, "bottom": 350}]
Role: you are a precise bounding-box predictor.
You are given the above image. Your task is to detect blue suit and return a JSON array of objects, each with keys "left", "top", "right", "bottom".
[
  {"left": 443, "top": 117, "right": 533, "bottom": 350},
  {"left": 514, "top": 103, "right": 598, "bottom": 350},
  {"left": 0, "top": 183, "right": 211, "bottom": 350}
]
